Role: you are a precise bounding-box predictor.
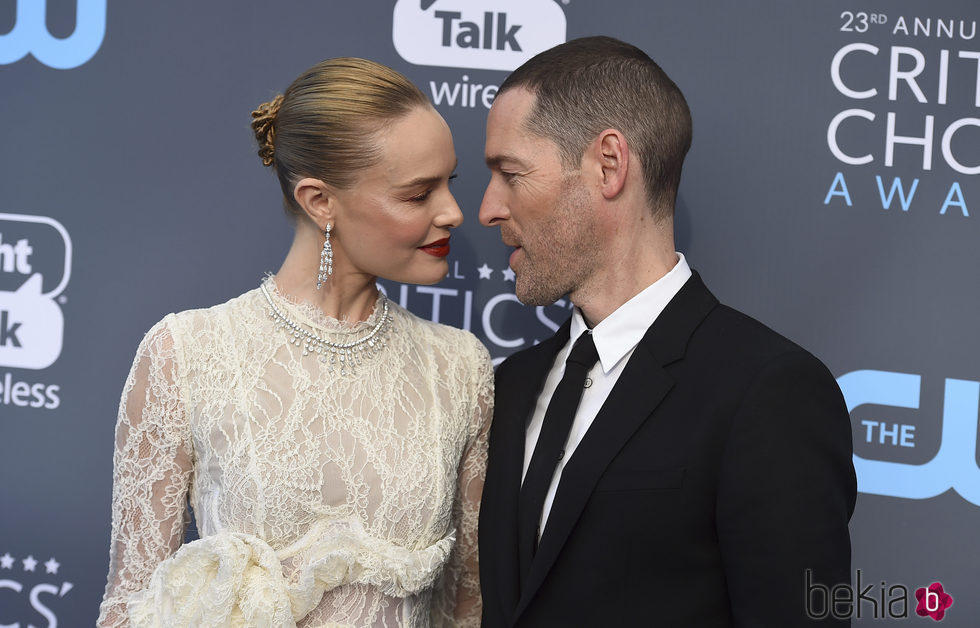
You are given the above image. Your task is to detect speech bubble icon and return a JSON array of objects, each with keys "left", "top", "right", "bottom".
[
  {"left": 0, "top": 212, "right": 72, "bottom": 297},
  {"left": 0, "top": 273, "right": 64, "bottom": 370},
  {"left": 392, "top": 0, "right": 567, "bottom": 72}
]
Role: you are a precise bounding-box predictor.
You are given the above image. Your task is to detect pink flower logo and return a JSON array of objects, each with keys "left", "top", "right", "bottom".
[{"left": 915, "top": 582, "right": 953, "bottom": 621}]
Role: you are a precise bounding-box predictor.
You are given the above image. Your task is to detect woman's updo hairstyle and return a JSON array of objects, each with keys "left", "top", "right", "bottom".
[{"left": 250, "top": 58, "right": 429, "bottom": 217}]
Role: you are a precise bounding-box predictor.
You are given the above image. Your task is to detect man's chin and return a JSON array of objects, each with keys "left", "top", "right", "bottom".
[{"left": 514, "top": 278, "right": 566, "bottom": 307}]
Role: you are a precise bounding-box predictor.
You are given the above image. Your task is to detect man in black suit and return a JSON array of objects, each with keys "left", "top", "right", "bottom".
[{"left": 477, "top": 36, "right": 856, "bottom": 626}]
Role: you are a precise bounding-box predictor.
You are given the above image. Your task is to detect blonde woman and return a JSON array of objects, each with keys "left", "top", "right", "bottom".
[{"left": 98, "top": 58, "right": 491, "bottom": 627}]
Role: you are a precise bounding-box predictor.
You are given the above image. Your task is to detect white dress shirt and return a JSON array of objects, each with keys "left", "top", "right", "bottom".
[{"left": 521, "top": 253, "right": 693, "bottom": 537}]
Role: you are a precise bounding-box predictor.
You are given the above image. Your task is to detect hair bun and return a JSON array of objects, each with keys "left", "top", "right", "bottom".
[{"left": 250, "top": 94, "right": 284, "bottom": 167}]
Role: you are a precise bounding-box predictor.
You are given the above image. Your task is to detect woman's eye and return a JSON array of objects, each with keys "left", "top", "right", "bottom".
[{"left": 409, "top": 190, "right": 432, "bottom": 203}]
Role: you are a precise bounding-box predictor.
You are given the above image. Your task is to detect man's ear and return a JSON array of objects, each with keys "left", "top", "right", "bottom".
[
  {"left": 293, "top": 177, "right": 336, "bottom": 229},
  {"left": 593, "top": 129, "right": 629, "bottom": 200}
]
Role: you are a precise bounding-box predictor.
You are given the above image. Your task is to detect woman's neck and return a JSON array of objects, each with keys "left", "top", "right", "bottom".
[{"left": 275, "top": 223, "right": 379, "bottom": 322}]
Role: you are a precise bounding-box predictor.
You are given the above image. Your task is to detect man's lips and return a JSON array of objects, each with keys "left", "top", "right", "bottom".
[
  {"left": 419, "top": 237, "right": 451, "bottom": 258},
  {"left": 501, "top": 231, "right": 522, "bottom": 267},
  {"left": 508, "top": 245, "right": 522, "bottom": 268}
]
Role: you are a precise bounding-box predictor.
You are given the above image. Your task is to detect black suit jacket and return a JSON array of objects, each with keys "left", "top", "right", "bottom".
[{"left": 479, "top": 273, "right": 856, "bottom": 627}]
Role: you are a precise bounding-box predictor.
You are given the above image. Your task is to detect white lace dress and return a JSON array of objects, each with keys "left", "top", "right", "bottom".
[{"left": 97, "top": 278, "right": 493, "bottom": 627}]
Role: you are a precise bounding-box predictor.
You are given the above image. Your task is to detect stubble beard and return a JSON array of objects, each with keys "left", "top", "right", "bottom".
[{"left": 513, "top": 175, "right": 599, "bottom": 306}]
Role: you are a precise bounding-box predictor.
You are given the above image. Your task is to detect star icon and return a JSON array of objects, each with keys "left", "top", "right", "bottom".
[
  {"left": 502, "top": 267, "right": 516, "bottom": 282},
  {"left": 44, "top": 557, "right": 60, "bottom": 574},
  {"left": 0, "top": 553, "right": 13, "bottom": 569},
  {"left": 477, "top": 263, "right": 494, "bottom": 280},
  {"left": 22, "top": 555, "right": 37, "bottom": 572}
]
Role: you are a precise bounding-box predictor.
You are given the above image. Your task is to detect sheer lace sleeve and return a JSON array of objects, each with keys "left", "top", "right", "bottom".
[
  {"left": 97, "top": 318, "right": 194, "bottom": 627},
  {"left": 432, "top": 338, "right": 493, "bottom": 628}
]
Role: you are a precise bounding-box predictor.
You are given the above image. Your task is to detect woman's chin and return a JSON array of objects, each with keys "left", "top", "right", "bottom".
[{"left": 385, "top": 261, "right": 449, "bottom": 287}]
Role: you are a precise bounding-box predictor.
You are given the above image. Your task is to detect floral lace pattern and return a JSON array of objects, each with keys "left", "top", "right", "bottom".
[{"left": 98, "top": 278, "right": 493, "bottom": 627}]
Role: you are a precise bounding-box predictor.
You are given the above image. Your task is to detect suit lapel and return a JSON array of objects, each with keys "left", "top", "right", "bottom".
[
  {"left": 513, "top": 273, "right": 718, "bottom": 619},
  {"left": 489, "top": 321, "right": 571, "bottom": 623}
]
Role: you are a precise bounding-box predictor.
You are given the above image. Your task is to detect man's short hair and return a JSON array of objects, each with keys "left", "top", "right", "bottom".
[{"left": 499, "top": 36, "right": 692, "bottom": 218}]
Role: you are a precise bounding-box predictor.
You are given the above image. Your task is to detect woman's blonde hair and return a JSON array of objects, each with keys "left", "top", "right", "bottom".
[{"left": 250, "top": 58, "right": 429, "bottom": 216}]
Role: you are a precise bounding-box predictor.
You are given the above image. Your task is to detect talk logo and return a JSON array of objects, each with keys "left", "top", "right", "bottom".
[
  {"left": 0, "top": 214, "right": 72, "bottom": 370},
  {"left": 392, "top": 0, "right": 566, "bottom": 71}
]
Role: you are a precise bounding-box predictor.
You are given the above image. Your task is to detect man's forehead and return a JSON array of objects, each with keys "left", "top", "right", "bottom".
[
  {"left": 485, "top": 88, "right": 539, "bottom": 163},
  {"left": 488, "top": 87, "right": 536, "bottom": 126}
]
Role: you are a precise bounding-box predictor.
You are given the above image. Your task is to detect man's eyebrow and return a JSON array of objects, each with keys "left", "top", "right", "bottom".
[{"left": 485, "top": 154, "right": 526, "bottom": 169}]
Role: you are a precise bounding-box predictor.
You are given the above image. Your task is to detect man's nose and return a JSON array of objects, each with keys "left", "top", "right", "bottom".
[{"left": 479, "top": 180, "right": 508, "bottom": 226}]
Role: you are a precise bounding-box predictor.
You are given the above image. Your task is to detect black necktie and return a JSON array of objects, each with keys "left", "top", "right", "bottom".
[{"left": 518, "top": 331, "right": 600, "bottom": 578}]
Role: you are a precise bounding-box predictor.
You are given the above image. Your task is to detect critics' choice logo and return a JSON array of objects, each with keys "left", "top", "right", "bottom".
[
  {"left": 392, "top": 0, "right": 566, "bottom": 72},
  {"left": 823, "top": 12, "right": 980, "bottom": 217},
  {"left": 0, "top": 551, "right": 75, "bottom": 627},
  {"left": 837, "top": 370, "right": 980, "bottom": 507},
  {"left": 378, "top": 261, "right": 573, "bottom": 367},
  {"left": 0, "top": 0, "right": 106, "bottom": 70}
]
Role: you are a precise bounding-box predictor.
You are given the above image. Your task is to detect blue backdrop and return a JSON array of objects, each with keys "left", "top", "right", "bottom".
[{"left": 1, "top": 1, "right": 979, "bottom": 624}]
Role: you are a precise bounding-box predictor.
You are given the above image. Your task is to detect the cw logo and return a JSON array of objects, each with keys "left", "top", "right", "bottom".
[
  {"left": 838, "top": 370, "right": 980, "bottom": 507},
  {"left": 0, "top": 0, "right": 106, "bottom": 70}
]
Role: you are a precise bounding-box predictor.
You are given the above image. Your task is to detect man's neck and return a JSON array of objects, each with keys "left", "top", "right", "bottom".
[{"left": 573, "top": 236, "right": 678, "bottom": 327}]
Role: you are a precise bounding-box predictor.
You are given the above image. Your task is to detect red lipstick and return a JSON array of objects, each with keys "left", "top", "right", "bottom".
[{"left": 419, "top": 237, "right": 451, "bottom": 258}]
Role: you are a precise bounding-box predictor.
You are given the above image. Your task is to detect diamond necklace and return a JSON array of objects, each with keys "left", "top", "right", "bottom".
[{"left": 260, "top": 282, "right": 393, "bottom": 375}]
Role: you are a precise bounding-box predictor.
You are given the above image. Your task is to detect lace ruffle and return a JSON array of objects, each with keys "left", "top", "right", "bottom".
[{"left": 128, "top": 518, "right": 456, "bottom": 627}]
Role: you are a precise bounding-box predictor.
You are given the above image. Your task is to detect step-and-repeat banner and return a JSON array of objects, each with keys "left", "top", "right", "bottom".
[{"left": 2, "top": 1, "right": 978, "bottom": 624}]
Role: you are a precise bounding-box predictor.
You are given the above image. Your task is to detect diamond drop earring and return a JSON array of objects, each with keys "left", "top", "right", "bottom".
[{"left": 317, "top": 223, "right": 333, "bottom": 289}]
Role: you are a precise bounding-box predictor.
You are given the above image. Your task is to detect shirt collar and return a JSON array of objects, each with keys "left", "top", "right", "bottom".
[{"left": 568, "top": 252, "right": 692, "bottom": 374}]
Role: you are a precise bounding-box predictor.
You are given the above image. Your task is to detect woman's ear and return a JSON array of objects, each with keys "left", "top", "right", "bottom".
[{"left": 293, "top": 178, "right": 336, "bottom": 229}]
